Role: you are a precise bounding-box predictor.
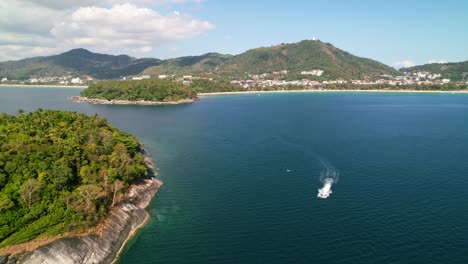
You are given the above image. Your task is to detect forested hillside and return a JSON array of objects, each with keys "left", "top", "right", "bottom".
[
  {"left": 0, "top": 110, "right": 149, "bottom": 247},
  {"left": 80, "top": 79, "right": 196, "bottom": 101}
]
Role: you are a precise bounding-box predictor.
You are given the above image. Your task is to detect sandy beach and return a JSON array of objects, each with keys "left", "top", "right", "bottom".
[
  {"left": 0, "top": 84, "right": 87, "bottom": 88},
  {"left": 198, "top": 89, "right": 468, "bottom": 96}
]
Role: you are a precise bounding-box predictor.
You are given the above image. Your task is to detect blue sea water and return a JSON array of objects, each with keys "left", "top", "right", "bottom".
[{"left": 1, "top": 87, "right": 468, "bottom": 263}]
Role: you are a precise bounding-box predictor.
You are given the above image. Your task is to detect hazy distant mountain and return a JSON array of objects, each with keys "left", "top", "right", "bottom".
[
  {"left": 0, "top": 40, "right": 399, "bottom": 80},
  {"left": 401, "top": 61, "right": 468, "bottom": 81},
  {"left": 143, "top": 53, "right": 233, "bottom": 76},
  {"left": 0, "top": 48, "right": 161, "bottom": 80}
]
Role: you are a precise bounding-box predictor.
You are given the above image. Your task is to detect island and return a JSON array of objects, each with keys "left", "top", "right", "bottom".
[
  {"left": 72, "top": 79, "right": 197, "bottom": 105},
  {"left": 0, "top": 110, "right": 162, "bottom": 263}
]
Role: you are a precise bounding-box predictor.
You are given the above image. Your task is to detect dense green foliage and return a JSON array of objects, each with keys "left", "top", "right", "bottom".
[
  {"left": 401, "top": 61, "right": 468, "bottom": 81},
  {"left": 0, "top": 48, "right": 161, "bottom": 80},
  {"left": 191, "top": 79, "right": 244, "bottom": 93},
  {"left": 0, "top": 110, "right": 148, "bottom": 247},
  {"left": 81, "top": 79, "right": 196, "bottom": 101}
]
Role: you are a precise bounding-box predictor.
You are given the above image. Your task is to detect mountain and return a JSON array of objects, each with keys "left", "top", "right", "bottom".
[
  {"left": 0, "top": 40, "right": 399, "bottom": 80},
  {"left": 215, "top": 40, "right": 398, "bottom": 79},
  {"left": 0, "top": 49, "right": 161, "bottom": 80},
  {"left": 143, "top": 53, "right": 233, "bottom": 76},
  {"left": 401, "top": 61, "right": 468, "bottom": 81}
]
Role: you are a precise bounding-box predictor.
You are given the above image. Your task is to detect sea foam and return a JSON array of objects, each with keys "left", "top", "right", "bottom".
[{"left": 317, "top": 158, "right": 339, "bottom": 199}]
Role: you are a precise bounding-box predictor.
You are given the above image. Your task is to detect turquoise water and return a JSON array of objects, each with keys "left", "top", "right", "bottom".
[{"left": 1, "top": 87, "right": 468, "bottom": 263}]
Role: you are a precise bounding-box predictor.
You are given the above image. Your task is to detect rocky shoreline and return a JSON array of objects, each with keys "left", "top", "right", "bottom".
[
  {"left": 71, "top": 96, "right": 195, "bottom": 105},
  {"left": 0, "top": 151, "right": 162, "bottom": 264}
]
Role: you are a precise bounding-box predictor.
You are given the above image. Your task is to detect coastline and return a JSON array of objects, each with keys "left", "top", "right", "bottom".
[
  {"left": 71, "top": 96, "right": 195, "bottom": 105},
  {"left": 198, "top": 89, "right": 468, "bottom": 96},
  {"left": 0, "top": 84, "right": 87, "bottom": 88},
  {"left": 0, "top": 149, "right": 162, "bottom": 264}
]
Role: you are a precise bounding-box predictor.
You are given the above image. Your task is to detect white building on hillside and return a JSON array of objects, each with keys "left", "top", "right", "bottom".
[
  {"left": 301, "top": 70, "right": 324, "bottom": 76},
  {"left": 1, "top": 77, "right": 7, "bottom": 82},
  {"left": 132, "top": 75, "right": 150, "bottom": 80},
  {"left": 71, "top": 77, "right": 83, "bottom": 84}
]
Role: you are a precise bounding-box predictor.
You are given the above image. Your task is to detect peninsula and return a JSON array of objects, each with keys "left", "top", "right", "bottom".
[{"left": 0, "top": 110, "right": 162, "bottom": 263}]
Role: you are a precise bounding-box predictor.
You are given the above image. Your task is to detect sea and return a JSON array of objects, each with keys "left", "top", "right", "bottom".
[{"left": 1, "top": 87, "right": 468, "bottom": 264}]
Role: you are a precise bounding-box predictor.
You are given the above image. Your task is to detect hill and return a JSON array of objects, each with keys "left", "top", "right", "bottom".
[
  {"left": 401, "top": 61, "right": 468, "bottom": 81},
  {"left": 0, "top": 40, "right": 400, "bottom": 81},
  {"left": 143, "top": 52, "right": 233, "bottom": 76},
  {"left": 0, "top": 49, "right": 161, "bottom": 80},
  {"left": 215, "top": 40, "right": 398, "bottom": 79},
  {"left": 0, "top": 110, "right": 149, "bottom": 247},
  {"left": 79, "top": 79, "right": 196, "bottom": 102}
]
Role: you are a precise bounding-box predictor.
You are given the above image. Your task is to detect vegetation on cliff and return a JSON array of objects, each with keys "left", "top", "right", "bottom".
[
  {"left": 0, "top": 110, "right": 149, "bottom": 247},
  {"left": 80, "top": 79, "right": 196, "bottom": 102}
]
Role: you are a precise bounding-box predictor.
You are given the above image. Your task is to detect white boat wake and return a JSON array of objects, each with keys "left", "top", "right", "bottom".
[{"left": 317, "top": 157, "right": 339, "bottom": 199}]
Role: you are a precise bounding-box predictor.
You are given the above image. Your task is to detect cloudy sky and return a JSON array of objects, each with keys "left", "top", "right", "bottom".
[{"left": 1, "top": 0, "right": 468, "bottom": 67}]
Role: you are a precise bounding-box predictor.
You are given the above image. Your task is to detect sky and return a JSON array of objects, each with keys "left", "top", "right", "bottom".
[{"left": 1, "top": 0, "right": 468, "bottom": 68}]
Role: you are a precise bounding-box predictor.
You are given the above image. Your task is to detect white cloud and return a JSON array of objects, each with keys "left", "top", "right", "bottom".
[
  {"left": 394, "top": 60, "right": 415, "bottom": 69},
  {"left": 18, "top": 0, "right": 202, "bottom": 10},
  {"left": 0, "top": 1, "right": 213, "bottom": 61},
  {"left": 50, "top": 4, "right": 214, "bottom": 50},
  {"left": 427, "top": 59, "right": 447, "bottom": 64}
]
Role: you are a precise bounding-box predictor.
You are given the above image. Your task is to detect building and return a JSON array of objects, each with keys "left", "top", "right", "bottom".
[
  {"left": 158, "top": 75, "right": 168, "bottom": 79},
  {"left": 442, "top": 79, "right": 451, "bottom": 84},
  {"left": 132, "top": 75, "right": 150, "bottom": 80},
  {"left": 1, "top": 77, "right": 7, "bottom": 82},
  {"left": 71, "top": 77, "right": 83, "bottom": 84},
  {"left": 301, "top": 70, "right": 324, "bottom": 77}
]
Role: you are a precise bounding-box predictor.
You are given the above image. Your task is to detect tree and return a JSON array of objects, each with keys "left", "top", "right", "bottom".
[
  {"left": 0, "top": 193, "right": 14, "bottom": 212},
  {"left": 19, "top": 179, "right": 42, "bottom": 208},
  {"left": 75, "top": 185, "right": 104, "bottom": 216},
  {"left": 50, "top": 159, "right": 75, "bottom": 191},
  {"left": 110, "top": 180, "right": 124, "bottom": 207}
]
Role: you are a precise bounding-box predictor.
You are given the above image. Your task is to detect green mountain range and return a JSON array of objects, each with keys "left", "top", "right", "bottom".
[
  {"left": 147, "top": 40, "right": 398, "bottom": 79},
  {"left": 401, "top": 61, "right": 468, "bottom": 81},
  {"left": 0, "top": 49, "right": 161, "bottom": 80},
  {"left": 0, "top": 40, "right": 400, "bottom": 80}
]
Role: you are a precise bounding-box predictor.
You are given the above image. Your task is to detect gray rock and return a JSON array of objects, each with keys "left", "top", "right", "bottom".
[
  {"left": 0, "top": 254, "right": 10, "bottom": 264},
  {"left": 16, "top": 178, "right": 161, "bottom": 264}
]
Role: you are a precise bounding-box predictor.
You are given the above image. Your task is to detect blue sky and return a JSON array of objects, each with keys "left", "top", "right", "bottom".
[
  {"left": 2, "top": 0, "right": 468, "bottom": 67},
  {"left": 163, "top": 0, "right": 468, "bottom": 67}
]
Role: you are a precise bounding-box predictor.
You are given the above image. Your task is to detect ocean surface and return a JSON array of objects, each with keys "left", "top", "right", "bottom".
[{"left": 1, "top": 87, "right": 468, "bottom": 263}]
